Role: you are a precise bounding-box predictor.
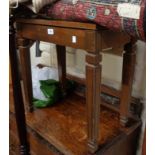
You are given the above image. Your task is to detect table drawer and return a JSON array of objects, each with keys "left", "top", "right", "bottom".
[{"left": 17, "top": 23, "right": 96, "bottom": 52}]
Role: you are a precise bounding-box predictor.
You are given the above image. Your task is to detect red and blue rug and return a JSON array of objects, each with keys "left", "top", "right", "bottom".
[{"left": 45, "top": 0, "right": 145, "bottom": 40}]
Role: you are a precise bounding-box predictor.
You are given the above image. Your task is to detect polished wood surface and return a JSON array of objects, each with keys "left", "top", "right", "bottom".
[
  {"left": 9, "top": 16, "right": 30, "bottom": 155},
  {"left": 120, "top": 40, "right": 136, "bottom": 126},
  {"left": 10, "top": 113, "right": 59, "bottom": 155},
  {"left": 16, "top": 19, "right": 101, "bottom": 30},
  {"left": 86, "top": 52, "right": 102, "bottom": 153},
  {"left": 10, "top": 87, "right": 140, "bottom": 155},
  {"left": 17, "top": 23, "right": 97, "bottom": 52},
  {"left": 14, "top": 18, "right": 138, "bottom": 153},
  {"left": 85, "top": 31, "right": 103, "bottom": 153},
  {"left": 16, "top": 19, "right": 130, "bottom": 51},
  {"left": 56, "top": 45, "right": 67, "bottom": 92},
  {"left": 18, "top": 38, "right": 33, "bottom": 112}
]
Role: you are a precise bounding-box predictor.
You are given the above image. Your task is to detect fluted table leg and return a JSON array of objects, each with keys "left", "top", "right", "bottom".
[
  {"left": 120, "top": 40, "right": 136, "bottom": 126},
  {"left": 86, "top": 51, "right": 102, "bottom": 153}
]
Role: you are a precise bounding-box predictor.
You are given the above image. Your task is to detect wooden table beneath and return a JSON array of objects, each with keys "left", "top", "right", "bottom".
[{"left": 10, "top": 17, "right": 140, "bottom": 155}]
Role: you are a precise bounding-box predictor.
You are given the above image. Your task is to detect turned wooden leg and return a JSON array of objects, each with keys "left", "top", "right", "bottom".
[
  {"left": 120, "top": 40, "right": 136, "bottom": 126},
  {"left": 9, "top": 16, "right": 30, "bottom": 155},
  {"left": 18, "top": 38, "right": 33, "bottom": 112},
  {"left": 56, "top": 45, "right": 67, "bottom": 93},
  {"left": 86, "top": 52, "right": 102, "bottom": 153}
]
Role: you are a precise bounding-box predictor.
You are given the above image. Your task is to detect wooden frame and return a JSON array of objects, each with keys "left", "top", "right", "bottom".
[
  {"left": 11, "top": 18, "right": 137, "bottom": 154},
  {"left": 9, "top": 16, "right": 30, "bottom": 155}
]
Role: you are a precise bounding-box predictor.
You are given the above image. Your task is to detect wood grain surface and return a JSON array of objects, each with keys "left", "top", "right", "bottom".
[{"left": 10, "top": 87, "right": 140, "bottom": 155}]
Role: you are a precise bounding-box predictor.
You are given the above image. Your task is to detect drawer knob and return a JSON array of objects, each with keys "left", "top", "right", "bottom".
[
  {"left": 72, "top": 36, "right": 77, "bottom": 43},
  {"left": 47, "top": 28, "right": 54, "bottom": 35}
]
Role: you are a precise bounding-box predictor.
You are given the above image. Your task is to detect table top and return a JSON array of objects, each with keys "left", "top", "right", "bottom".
[
  {"left": 16, "top": 18, "right": 105, "bottom": 30},
  {"left": 16, "top": 18, "right": 131, "bottom": 52}
]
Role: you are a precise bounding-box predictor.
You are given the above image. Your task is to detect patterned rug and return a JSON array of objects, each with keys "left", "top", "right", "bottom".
[{"left": 44, "top": 0, "right": 145, "bottom": 40}]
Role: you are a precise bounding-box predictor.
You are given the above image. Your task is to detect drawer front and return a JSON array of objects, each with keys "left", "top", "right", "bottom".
[{"left": 17, "top": 24, "right": 96, "bottom": 52}]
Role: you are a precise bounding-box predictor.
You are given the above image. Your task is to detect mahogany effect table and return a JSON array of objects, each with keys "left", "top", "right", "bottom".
[{"left": 9, "top": 16, "right": 140, "bottom": 155}]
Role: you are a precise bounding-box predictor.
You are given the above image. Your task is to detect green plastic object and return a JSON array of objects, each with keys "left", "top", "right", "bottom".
[
  {"left": 33, "top": 79, "right": 76, "bottom": 108},
  {"left": 33, "top": 98, "right": 55, "bottom": 108}
]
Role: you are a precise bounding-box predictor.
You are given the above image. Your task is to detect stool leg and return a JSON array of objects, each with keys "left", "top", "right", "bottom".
[
  {"left": 18, "top": 38, "right": 33, "bottom": 112},
  {"left": 86, "top": 52, "right": 102, "bottom": 153},
  {"left": 9, "top": 16, "right": 30, "bottom": 155},
  {"left": 56, "top": 45, "right": 67, "bottom": 93},
  {"left": 120, "top": 41, "right": 136, "bottom": 126}
]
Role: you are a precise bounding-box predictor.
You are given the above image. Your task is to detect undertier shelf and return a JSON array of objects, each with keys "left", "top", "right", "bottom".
[{"left": 9, "top": 88, "right": 140, "bottom": 155}]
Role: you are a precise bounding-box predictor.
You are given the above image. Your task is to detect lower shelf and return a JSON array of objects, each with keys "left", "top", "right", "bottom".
[{"left": 10, "top": 91, "right": 141, "bottom": 155}]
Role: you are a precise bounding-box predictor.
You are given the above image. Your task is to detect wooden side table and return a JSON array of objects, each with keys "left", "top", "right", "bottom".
[{"left": 12, "top": 18, "right": 137, "bottom": 154}]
